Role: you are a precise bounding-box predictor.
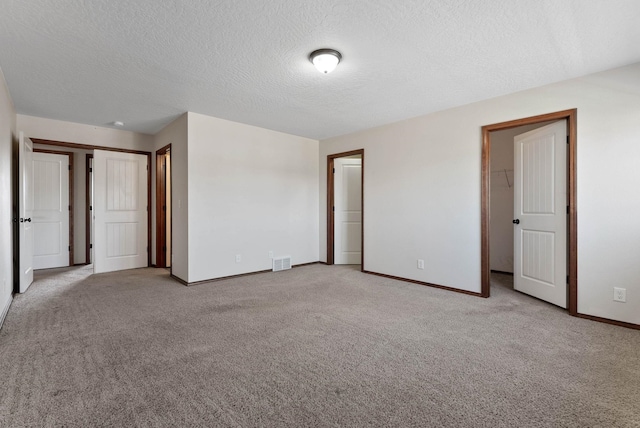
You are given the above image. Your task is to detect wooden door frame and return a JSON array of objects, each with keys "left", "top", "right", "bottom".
[
  {"left": 327, "top": 149, "right": 364, "bottom": 270},
  {"left": 85, "top": 153, "right": 93, "bottom": 264},
  {"left": 33, "top": 149, "right": 74, "bottom": 267},
  {"left": 481, "top": 109, "right": 577, "bottom": 315},
  {"left": 31, "top": 138, "right": 152, "bottom": 267},
  {"left": 155, "top": 144, "right": 171, "bottom": 269}
]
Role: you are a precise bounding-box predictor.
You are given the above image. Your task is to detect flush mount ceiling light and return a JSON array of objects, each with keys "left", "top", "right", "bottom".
[
  {"left": 309, "top": 49, "right": 342, "bottom": 74},
  {"left": 113, "top": 121, "right": 125, "bottom": 127}
]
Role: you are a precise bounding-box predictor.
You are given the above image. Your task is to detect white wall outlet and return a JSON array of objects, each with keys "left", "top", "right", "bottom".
[
  {"left": 613, "top": 287, "right": 626, "bottom": 302},
  {"left": 417, "top": 259, "right": 425, "bottom": 270},
  {"left": 269, "top": 251, "right": 274, "bottom": 258},
  {"left": 235, "top": 254, "right": 241, "bottom": 263}
]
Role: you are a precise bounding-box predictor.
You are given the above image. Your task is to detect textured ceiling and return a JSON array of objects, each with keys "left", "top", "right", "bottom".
[{"left": 1, "top": 0, "right": 640, "bottom": 140}]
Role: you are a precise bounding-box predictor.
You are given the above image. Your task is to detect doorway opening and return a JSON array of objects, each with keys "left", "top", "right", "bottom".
[
  {"left": 155, "top": 144, "right": 171, "bottom": 270},
  {"left": 327, "top": 149, "right": 364, "bottom": 270},
  {"left": 481, "top": 109, "right": 577, "bottom": 315}
]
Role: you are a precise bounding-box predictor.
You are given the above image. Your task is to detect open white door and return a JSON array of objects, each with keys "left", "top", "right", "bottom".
[
  {"left": 18, "top": 132, "right": 34, "bottom": 293},
  {"left": 93, "top": 150, "right": 148, "bottom": 274},
  {"left": 514, "top": 121, "right": 567, "bottom": 308},
  {"left": 334, "top": 158, "right": 362, "bottom": 264},
  {"left": 32, "top": 152, "right": 70, "bottom": 269}
]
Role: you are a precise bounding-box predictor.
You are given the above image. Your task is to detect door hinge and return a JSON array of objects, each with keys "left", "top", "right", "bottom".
[
  {"left": 333, "top": 167, "right": 335, "bottom": 173},
  {"left": 332, "top": 206, "right": 335, "bottom": 212},
  {"left": 68, "top": 165, "right": 72, "bottom": 171},
  {"left": 69, "top": 205, "right": 71, "bottom": 211},
  {"left": 162, "top": 205, "right": 166, "bottom": 211},
  {"left": 566, "top": 205, "right": 569, "bottom": 214},
  {"left": 566, "top": 135, "right": 569, "bottom": 144},
  {"left": 90, "top": 205, "right": 92, "bottom": 211},
  {"left": 68, "top": 245, "right": 71, "bottom": 251},
  {"left": 89, "top": 167, "right": 92, "bottom": 173},
  {"left": 90, "top": 244, "right": 93, "bottom": 249}
]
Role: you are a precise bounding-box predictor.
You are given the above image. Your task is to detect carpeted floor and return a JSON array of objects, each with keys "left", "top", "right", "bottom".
[{"left": 0, "top": 265, "right": 638, "bottom": 427}]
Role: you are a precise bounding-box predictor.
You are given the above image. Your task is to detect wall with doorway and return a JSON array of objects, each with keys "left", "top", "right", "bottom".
[
  {"left": 17, "top": 115, "right": 155, "bottom": 267},
  {"left": 0, "top": 67, "right": 16, "bottom": 325},
  {"left": 186, "top": 112, "right": 319, "bottom": 283},
  {"left": 489, "top": 122, "right": 553, "bottom": 273},
  {"left": 153, "top": 114, "right": 187, "bottom": 279},
  {"left": 320, "top": 63, "right": 640, "bottom": 326}
]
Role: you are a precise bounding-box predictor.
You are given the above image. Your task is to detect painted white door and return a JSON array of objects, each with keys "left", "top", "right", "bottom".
[
  {"left": 334, "top": 158, "right": 362, "bottom": 264},
  {"left": 32, "top": 152, "right": 70, "bottom": 269},
  {"left": 514, "top": 121, "right": 567, "bottom": 307},
  {"left": 93, "top": 150, "right": 148, "bottom": 274},
  {"left": 18, "top": 132, "right": 34, "bottom": 292}
]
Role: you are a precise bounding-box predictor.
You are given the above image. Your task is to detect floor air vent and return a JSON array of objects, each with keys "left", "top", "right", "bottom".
[{"left": 272, "top": 256, "right": 292, "bottom": 272}]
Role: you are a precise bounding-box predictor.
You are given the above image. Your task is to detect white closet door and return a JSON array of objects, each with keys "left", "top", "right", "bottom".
[
  {"left": 514, "top": 121, "right": 567, "bottom": 308},
  {"left": 93, "top": 150, "right": 148, "bottom": 274},
  {"left": 32, "top": 152, "right": 70, "bottom": 269}
]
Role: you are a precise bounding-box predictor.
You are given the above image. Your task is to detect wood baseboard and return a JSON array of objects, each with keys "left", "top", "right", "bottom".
[
  {"left": 576, "top": 313, "right": 640, "bottom": 330},
  {"left": 363, "top": 270, "right": 483, "bottom": 297},
  {"left": 490, "top": 269, "right": 513, "bottom": 276},
  {"left": 171, "top": 261, "right": 322, "bottom": 286}
]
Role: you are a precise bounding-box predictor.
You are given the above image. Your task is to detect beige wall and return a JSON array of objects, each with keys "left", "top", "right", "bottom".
[
  {"left": 0, "top": 67, "right": 16, "bottom": 325},
  {"left": 320, "top": 63, "right": 640, "bottom": 325},
  {"left": 186, "top": 112, "right": 319, "bottom": 283},
  {"left": 17, "top": 115, "right": 154, "bottom": 151}
]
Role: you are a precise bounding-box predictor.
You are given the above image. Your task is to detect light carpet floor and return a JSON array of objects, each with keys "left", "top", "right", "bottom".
[{"left": 0, "top": 265, "right": 638, "bottom": 427}]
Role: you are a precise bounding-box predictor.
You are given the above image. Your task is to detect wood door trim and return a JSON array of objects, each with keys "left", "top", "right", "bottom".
[
  {"left": 481, "top": 109, "right": 577, "bottom": 315},
  {"left": 327, "top": 149, "right": 364, "bottom": 271},
  {"left": 155, "top": 144, "right": 171, "bottom": 269},
  {"left": 31, "top": 138, "right": 153, "bottom": 267},
  {"left": 33, "top": 149, "right": 74, "bottom": 267},
  {"left": 85, "top": 154, "right": 93, "bottom": 264}
]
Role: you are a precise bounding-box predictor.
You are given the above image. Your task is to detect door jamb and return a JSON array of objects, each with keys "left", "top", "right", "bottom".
[
  {"left": 327, "top": 149, "right": 364, "bottom": 270},
  {"left": 155, "top": 144, "right": 171, "bottom": 269},
  {"left": 481, "top": 109, "right": 577, "bottom": 315},
  {"left": 85, "top": 154, "right": 93, "bottom": 264},
  {"left": 33, "top": 149, "right": 74, "bottom": 267}
]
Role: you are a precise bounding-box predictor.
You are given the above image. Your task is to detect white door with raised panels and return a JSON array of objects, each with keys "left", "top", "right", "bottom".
[
  {"left": 93, "top": 150, "right": 148, "bottom": 274},
  {"left": 32, "top": 152, "right": 70, "bottom": 270},
  {"left": 334, "top": 158, "right": 362, "bottom": 265},
  {"left": 18, "top": 132, "right": 34, "bottom": 293},
  {"left": 513, "top": 121, "right": 567, "bottom": 308}
]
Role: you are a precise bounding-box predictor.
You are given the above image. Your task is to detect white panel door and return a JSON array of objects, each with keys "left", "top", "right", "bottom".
[
  {"left": 18, "top": 132, "right": 34, "bottom": 293},
  {"left": 32, "top": 152, "right": 70, "bottom": 269},
  {"left": 514, "top": 121, "right": 566, "bottom": 307},
  {"left": 334, "top": 158, "right": 362, "bottom": 264},
  {"left": 93, "top": 150, "right": 148, "bottom": 274}
]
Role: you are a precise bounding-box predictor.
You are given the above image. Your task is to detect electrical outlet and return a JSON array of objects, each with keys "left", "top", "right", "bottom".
[
  {"left": 269, "top": 251, "right": 274, "bottom": 258},
  {"left": 235, "top": 254, "right": 241, "bottom": 263},
  {"left": 417, "top": 259, "right": 425, "bottom": 270},
  {"left": 613, "top": 287, "right": 626, "bottom": 303}
]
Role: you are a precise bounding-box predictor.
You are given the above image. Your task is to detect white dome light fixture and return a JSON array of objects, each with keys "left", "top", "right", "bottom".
[{"left": 309, "top": 49, "right": 342, "bottom": 74}]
